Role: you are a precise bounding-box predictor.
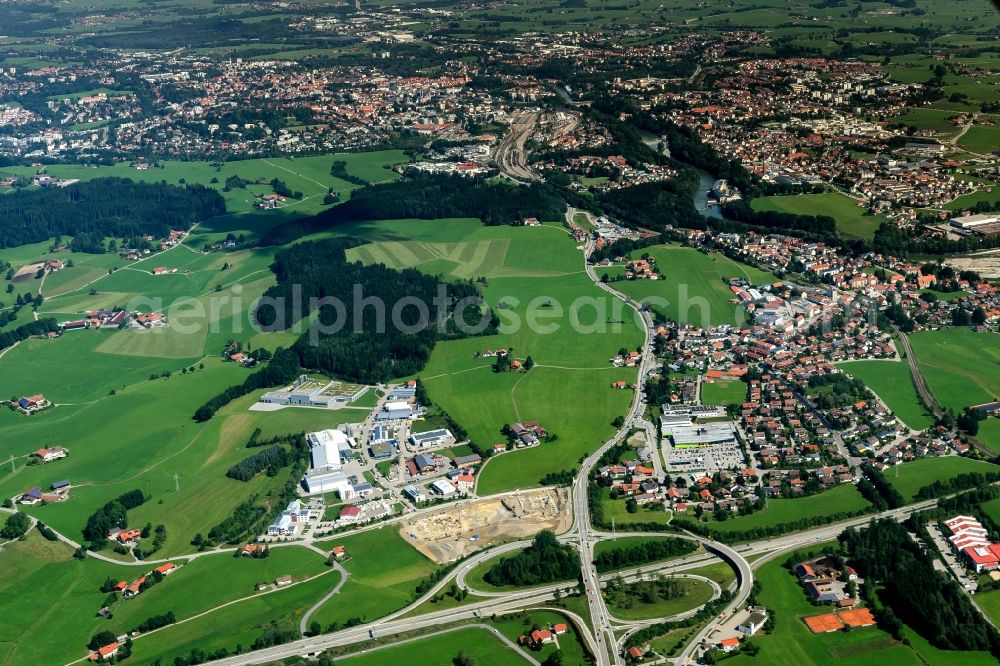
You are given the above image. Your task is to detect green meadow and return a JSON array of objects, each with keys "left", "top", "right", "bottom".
[
  {"left": 675, "top": 484, "right": 872, "bottom": 536},
  {"left": 0, "top": 531, "right": 332, "bottom": 666},
  {"left": 838, "top": 360, "right": 934, "bottom": 431},
  {"left": 604, "top": 578, "right": 715, "bottom": 621},
  {"left": 309, "top": 528, "right": 439, "bottom": 628},
  {"left": 909, "top": 329, "right": 1000, "bottom": 412},
  {"left": 601, "top": 243, "right": 776, "bottom": 328},
  {"left": 884, "top": 457, "right": 1000, "bottom": 502},
  {"left": 750, "top": 192, "right": 886, "bottom": 240},
  {"left": 338, "top": 626, "right": 529, "bottom": 666}
]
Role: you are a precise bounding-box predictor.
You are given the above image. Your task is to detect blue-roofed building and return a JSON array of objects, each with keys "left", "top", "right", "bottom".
[{"left": 414, "top": 454, "right": 436, "bottom": 472}]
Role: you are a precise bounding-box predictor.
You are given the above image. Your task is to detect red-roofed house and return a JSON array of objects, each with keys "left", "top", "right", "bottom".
[{"left": 89, "top": 643, "right": 119, "bottom": 661}]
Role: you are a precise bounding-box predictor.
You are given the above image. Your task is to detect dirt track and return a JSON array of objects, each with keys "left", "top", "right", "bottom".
[{"left": 399, "top": 488, "right": 571, "bottom": 563}]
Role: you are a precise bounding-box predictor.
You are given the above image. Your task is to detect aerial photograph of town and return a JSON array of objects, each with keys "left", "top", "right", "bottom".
[{"left": 1, "top": 0, "right": 1000, "bottom": 664}]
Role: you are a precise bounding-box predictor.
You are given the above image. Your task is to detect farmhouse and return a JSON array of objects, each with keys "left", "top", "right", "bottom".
[
  {"left": 89, "top": 643, "right": 119, "bottom": 662},
  {"left": 16, "top": 394, "right": 50, "bottom": 413},
  {"left": 18, "top": 487, "right": 42, "bottom": 505},
  {"left": 155, "top": 563, "right": 177, "bottom": 576},
  {"left": 33, "top": 446, "right": 68, "bottom": 462},
  {"left": 123, "top": 576, "right": 147, "bottom": 598},
  {"left": 274, "top": 575, "right": 292, "bottom": 587}
]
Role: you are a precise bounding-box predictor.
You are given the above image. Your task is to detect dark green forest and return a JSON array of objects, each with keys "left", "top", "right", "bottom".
[{"left": 0, "top": 178, "right": 224, "bottom": 250}]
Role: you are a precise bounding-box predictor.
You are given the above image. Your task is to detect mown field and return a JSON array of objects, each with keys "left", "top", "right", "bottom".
[
  {"left": 884, "top": 457, "right": 1000, "bottom": 502},
  {"left": 700, "top": 379, "right": 747, "bottom": 407},
  {"left": 909, "top": 329, "right": 1000, "bottom": 412},
  {"left": 837, "top": 360, "right": 934, "bottom": 431},
  {"left": 601, "top": 243, "right": 776, "bottom": 328},
  {"left": 749, "top": 192, "right": 886, "bottom": 240}
]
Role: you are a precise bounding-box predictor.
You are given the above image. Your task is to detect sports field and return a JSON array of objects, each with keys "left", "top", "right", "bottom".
[
  {"left": 908, "top": 329, "right": 1000, "bottom": 412},
  {"left": 838, "top": 360, "right": 933, "bottom": 431},
  {"left": 884, "top": 457, "right": 1000, "bottom": 502},
  {"left": 604, "top": 244, "right": 776, "bottom": 328},
  {"left": 700, "top": 379, "right": 746, "bottom": 407},
  {"left": 750, "top": 191, "right": 886, "bottom": 240}
]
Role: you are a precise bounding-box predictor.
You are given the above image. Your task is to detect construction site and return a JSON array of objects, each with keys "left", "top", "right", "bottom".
[{"left": 400, "top": 487, "right": 572, "bottom": 563}]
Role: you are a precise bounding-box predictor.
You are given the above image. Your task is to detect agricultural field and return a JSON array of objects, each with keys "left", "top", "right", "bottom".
[
  {"left": 338, "top": 626, "right": 529, "bottom": 666},
  {"left": 908, "top": 329, "right": 1000, "bottom": 412},
  {"left": 957, "top": 124, "right": 1000, "bottom": 155},
  {"left": 700, "top": 379, "right": 747, "bottom": 408},
  {"left": 885, "top": 457, "right": 1000, "bottom": 502},
  {"left": 837, "top": 360, "right": 934, "bottom": 431},
  {"left": 308, "top": 529, "right": 438, "bottom": 628},
  {"left": 749, "top": 192, "right": 886, "bottom": 240},
  {"left": 975, "top": 418, "right": 1000, "bottom": 455},
  {"left": 0, "top": 531, "right": 332, "bottom": 666},
  {"left": 601, "top": 243, "right": 776, "bottom": 328}
]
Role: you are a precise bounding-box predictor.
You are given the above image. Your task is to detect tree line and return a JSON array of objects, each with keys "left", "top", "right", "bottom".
[
  {"left": 0, "top": 178, "right": 224, "bottom": 250},
  {"left": 225, "top": 445, "right": 290, "bottom": 482},
  {"left": 593, "top": 538, "right": 697, "bottom": 573},
  {"left": 0, "top": 318, "right": 59, "bottom": 354},
  {"left": 841, "top": 519, "right": 1000, "bottom": 657},
  {"left": 258, "top": 173, "right": 567, "bottom": 246}
]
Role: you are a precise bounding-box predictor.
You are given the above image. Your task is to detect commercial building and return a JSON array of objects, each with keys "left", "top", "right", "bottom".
[
  {"left": 408, "top": 428, "right": 454, "bottom": 449},
  {"left": 259, "top": 375, "right": 369, "bottom": 408},
  {"left": 302, "top": 429, "right": 354, "bottom": 496}
]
